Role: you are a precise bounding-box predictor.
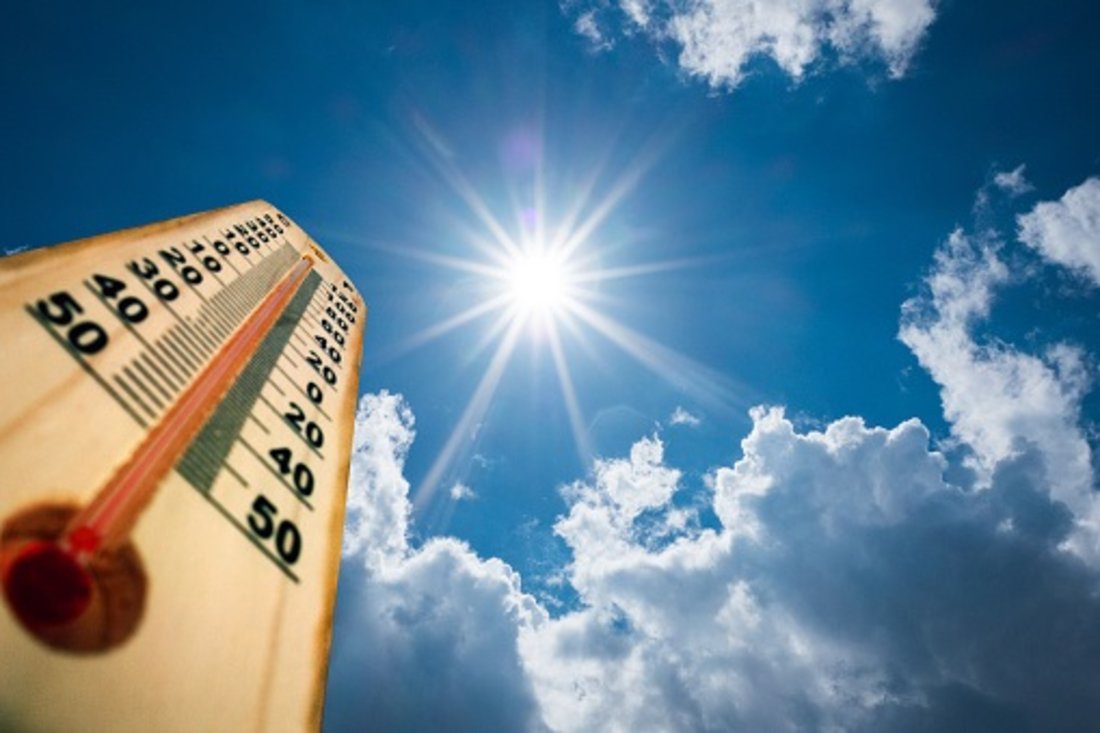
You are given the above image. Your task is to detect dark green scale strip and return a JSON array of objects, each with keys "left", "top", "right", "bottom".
[{"left": 176, "top": 269, "right": 321, "bottom": 491}]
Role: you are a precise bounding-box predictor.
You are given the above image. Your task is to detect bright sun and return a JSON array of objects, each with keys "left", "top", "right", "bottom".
[
  {"left": 504, "top": 249, "right": 572, "bottom": 313},
  {"left": 387, "top": 132, "right": 733, "bottom": 505}
]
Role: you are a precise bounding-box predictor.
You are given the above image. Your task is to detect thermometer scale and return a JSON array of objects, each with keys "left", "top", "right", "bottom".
[{"left": 0, "top": 202, "right": 365, "bottom": 732}]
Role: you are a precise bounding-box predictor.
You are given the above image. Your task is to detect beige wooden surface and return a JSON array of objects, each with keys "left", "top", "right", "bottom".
[{"left": 0, "top": 202, "right": 365, "bottom": 732}]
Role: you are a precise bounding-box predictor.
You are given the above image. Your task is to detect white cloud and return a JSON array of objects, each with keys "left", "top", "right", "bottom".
[
  {"left": 328, "top": 392, "right": 549, "bottom": 730},
  {"left": 1018, "top": 176, "right": 1100, "bottom": 285},
  {"left": 574, "top": 10, "right": 612, "bottom": 51},
  {"left": 327, "top": 536, "right": 549, "bottom": 731},
  {"left": 828, "top": 0, "right": 938, "bottom": 76},
  {"left": 993, "top": 164, "right": 1033, "bottom": 196},
  {"left": 526, "top": 406, "right": 1100, "bottom": 731},
  {"left": 668, "top": 0, "right": 821, "bottom": 87},
  {"left": 669, "top": 406, "right": 702, "bottom": 427},
  {"left": 621, "top": 0, "right": 651, "bottom": 27},
  {"left": 714, "top": 406, "right": 947, "bottom": 534},
  {"left": 449, "top": 481, "right": 477, "bottom": 501},
  {"left": 568, "top": 0, "right": 938, "bottom": 90},
  {"left": 555, "top": 435, "right": 683, "bottom": 566},
  {"left": 342, "top": 390, "right": 414, "bottom": 570},
  {"left": 898, "top": 224, "right": 1099, "bottom": 560},
  {"left": 536, "top": 410, "right": 946, "bottom": 731},
  {"left": 331, "top": 380, "right": 1100, "bottom": 730}
]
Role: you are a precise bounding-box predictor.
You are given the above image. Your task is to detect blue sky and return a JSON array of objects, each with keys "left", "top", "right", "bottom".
[{"left": 5, "top": 1, "right": 1100, "bottom": 730}]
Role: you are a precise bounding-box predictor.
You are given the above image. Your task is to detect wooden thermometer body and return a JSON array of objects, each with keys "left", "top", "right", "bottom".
[{"left": 0, "top": 202, "right": 365, "bottom": 732}]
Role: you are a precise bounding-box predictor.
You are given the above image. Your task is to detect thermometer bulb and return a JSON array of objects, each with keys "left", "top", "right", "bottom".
[{"left": 3, "top": 540, "right": 93, "bottom": 629}]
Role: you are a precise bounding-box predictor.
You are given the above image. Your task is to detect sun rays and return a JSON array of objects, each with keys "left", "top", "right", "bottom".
[{"left": 379, "top": 117, "right": 743, "bottom": 507}]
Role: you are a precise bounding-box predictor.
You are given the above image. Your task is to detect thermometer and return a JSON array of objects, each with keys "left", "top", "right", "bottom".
[{"left": 0, "top": 202, "right": 365, "bottom": 732}]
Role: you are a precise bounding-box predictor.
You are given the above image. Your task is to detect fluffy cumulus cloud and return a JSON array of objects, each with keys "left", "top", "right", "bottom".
[
  {"left": 898, "top": 230, "right": 1093, "bottom": 497},
  {"left": 327, "top": 391, "right": 549, "bottom": 731},
  {"left": 567, "top": 0, "right": 938, "bottom": 89},
  {"left": 899, "top": 210, "right": 1099, "bottom": 560},
  {"left": 1018, "top": 176, "right": 1100, "bottom": 285},
  {"left": 331, "top": 390, "right": 1100, "bottom": 730},
  {"left": 341, "top": 391, "right": 414, "bottom": 568},
  {"left": 526, "top": 408, "right": 1100, "bottom": 731},
  {"left": 328, "top": 178, "right": 1100, "bottom": 730}
]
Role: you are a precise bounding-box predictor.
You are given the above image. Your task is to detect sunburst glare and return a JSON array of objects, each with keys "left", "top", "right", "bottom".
[{"left": 382, "top": 116, "right": 744, "bottom": 507}]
